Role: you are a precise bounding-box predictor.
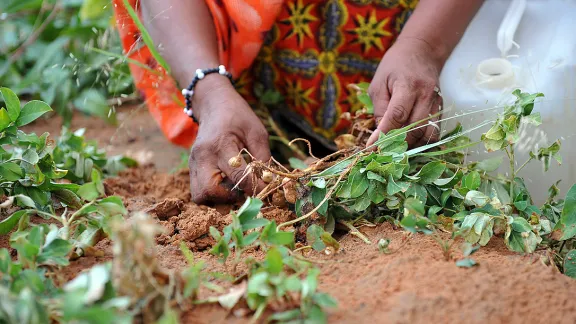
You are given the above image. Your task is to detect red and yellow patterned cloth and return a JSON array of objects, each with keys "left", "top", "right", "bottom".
[{"left": 112, "top": 0, "right": 418, "bottom": 148}]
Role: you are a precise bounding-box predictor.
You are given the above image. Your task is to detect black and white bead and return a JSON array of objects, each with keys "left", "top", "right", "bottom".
[{"left": 182, "top": 65, "right": 235, "bottom": 124}]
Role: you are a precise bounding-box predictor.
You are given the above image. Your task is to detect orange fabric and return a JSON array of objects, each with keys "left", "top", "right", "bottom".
[
  {"left": 205, "top": 1, "right": 284, "bottom": 77},
  {"left": 112, "top": 0, "right": 417, "bottom": 148}
]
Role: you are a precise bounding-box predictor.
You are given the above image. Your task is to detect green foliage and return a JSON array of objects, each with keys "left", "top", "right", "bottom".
[
  {"left": 553, "top": 184, "right": 576, "bottom": 240},
  {"left": 292, "top": 89, "right": 576, "bottom": 275},
  {"left": 209, "top": 198, "right": 337, "bottom": 322},
  {"left": 53, "top": 127, "right": 137, "bottom": 183},
  {"left": 0, "top": 0, "right": 134, "bottom": 123},
  {"left": 480, "top": 90, "right": 544, "bottom": 152},
  {"left": 0, "top": 91, "right": 134, "bottom": 322},
  {"left": 564, "top": 250, "right": 576, "bottom": 279}
]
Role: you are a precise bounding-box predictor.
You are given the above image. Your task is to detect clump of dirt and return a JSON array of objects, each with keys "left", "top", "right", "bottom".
[
  {"left": 105, "top": 170, "right": 297, "bottom": 251},
  {"left": 150, "top": 199, "right": 229, "bottom": 250},
  {"left": 261, "top": 206, "right": 295, "bottom": 225}
]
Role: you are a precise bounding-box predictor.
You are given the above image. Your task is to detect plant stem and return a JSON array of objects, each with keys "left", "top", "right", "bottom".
[
  {"left": 292, "top": 246, "right": 313, "bottom": 253},
  {"left": 251, "top": 303, "right": 267, "bottom": 324},
  {"left": 515, "top": 157, "right": 534, "bottom": 175},
  {"left": 505, "top": 146, "right": 515, "bottom": 198},
  {"left": 67, "top": 201, "right": 95, "bottom": 225},
  {"left": 338, "top": 220, "right": 371, "bottom": 244}
]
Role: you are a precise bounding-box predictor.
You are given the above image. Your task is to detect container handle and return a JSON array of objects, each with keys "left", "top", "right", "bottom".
[{"left": 497, "top": 0, "right": 526, "bottom": 57}]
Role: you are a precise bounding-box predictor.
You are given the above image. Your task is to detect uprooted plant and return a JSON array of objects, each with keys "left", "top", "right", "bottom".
[{"left": 228, "top": 86, "right": 576, "bottom": 277}]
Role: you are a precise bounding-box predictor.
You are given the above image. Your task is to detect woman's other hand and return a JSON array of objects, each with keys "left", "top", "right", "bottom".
[
  {"left": 367, "top": 38, "right": 442, "bottom": 147},
  {"left": 366, "top": 0, "right": 485, "bottom": 148}
]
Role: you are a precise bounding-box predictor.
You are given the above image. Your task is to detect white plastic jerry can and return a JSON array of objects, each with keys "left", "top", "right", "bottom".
[{"left": 439, "top": 0, "right": 576, "bottom": 204}]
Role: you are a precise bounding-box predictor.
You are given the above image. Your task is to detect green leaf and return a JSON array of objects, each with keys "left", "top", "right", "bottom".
[
  {"left": 414, "top": 161, "right": 446, "bottom": 184},
  {"left": 433, "top": 170, "right": 462, "bottom": 187},
  {"left": 536, "top": 140, "right": 562, "bottom": 172},
  {"left": 22, "top": 148, "right": 39, "bottom": 164},
  {"left": 237, "top": 197, "right": 264, "bottom": 225},
  {"left": 484, "top": 123, "right": 505, "bottom": 141},
  {"left": 564, "top": 250, "right": 576, "bottom": 279},
  {"left": 310, "top": 177, "right": 326, "bottom": 189},
  {"left": 15, "top": 100, "right": 52, "bottom": 127},
  {"left": 241, "top": 218, "right": 270, "bottom": 231},
  {"left": 260, "top": 221, "right": 294, "bottom": 246},
  {"left": 464, "top": 190, "right": 490, "bottom": 208},
  {"left": 307, "top": 225, "right": 327, "bottom": 251},
  {"left": 0, "top": 249, "right": 12, "bottom": 274},
  {"left": 265, "top": 248, "right": 283, "bottom": 275},
  {"left": 387, "top": 175, "right": 409, "bottom": 195},
  {"left": 462, "top": 171, "right": 481, "bottom": 190},
  {"left": 377, "top": 130, "right": 408, "bottom": 154},
  {"left": 267, "top": 310, "right": 302, "bottom": 322},
  {"left": 523, "top": 112, "right": 542, "bottom": 126},
  {"left": 38, "top": 238, "right": 72, "bottom": 266},
  {"left": 405, "top": 183, "right": 427, "bottom": 203},
  {"left": 73, "top": 90, "right": 115, "bottom": 124},
  {"left": 456, "top": 258, "right": 478, "bottom": 268},
  {"left": 512, "top": 89, "right": 544, "bottom": 115},
  {"left": 0, "top": 162, "right": 23, "bottom": 180},
  {"left": 553, "top": 184, "right": 576, "bottom": 240},
  {"left": 0, "top": 109, "right": 12, "bottom": 131},
  {"left": 0, "top": 87, "right": 20, "bottom": 121},
  {"left": 79, "top": 0, "right": 110, "bottom": 21},
  {"left": 285, "top": 275, "right": 302, "bottom": 292},
  {"left": 349, "top": 173, "right": 369, "bottom": 199},
  {"left": 367, "top": 181, "right": 385, "bottom": 204},
  {"left": 0, "top": 210, "right": 27, "bottom": 235},
  {"left": 404, "top": 197, "right": 425, "bottom": 217},
  {"left": 52, "top": 189, "right": 83, "bottom": 209},
  {"left": 462, "top": 243, "right": 480, "bottom": 257},
  {"left": 314, "top": 292, "right": 338, "bottom": 308},
  {"left": 357, "top": 93, "right": 374, "bottom": 113},
  {"left": 311, "top": 187, "right": 328, "bottom": 216},
  {"left": 77, "top": 182, "right": 100, "bottom": 201},
  {"left": 367, "top": 171, "right": 386, "bottom": 183},
  {"left": 476, "top": 156, "right": 504, "bottom": 172},
  {"left": 96, "top": 196, "right": 128, "bottom": 216},
  {"left": 15, "top": 195, "right": 36, "bottom": 208},
  {"left": 352, "top": 195, "right": 372, "bottom": 212}
]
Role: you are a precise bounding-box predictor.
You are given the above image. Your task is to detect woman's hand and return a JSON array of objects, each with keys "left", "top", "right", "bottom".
[
  {"left": 188, "top": 76, "right": 271, "bottom": 204},
  {"left": 367, "top": 38, "right": 443, "bottom": 148}
]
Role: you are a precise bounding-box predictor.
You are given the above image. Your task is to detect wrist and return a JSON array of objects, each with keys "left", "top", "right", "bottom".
[
  {"left": 394, "top": 36, "right": 449, "bottom": 71},
  {"left": 192, "top": 73, "right": 236, "bottom": 122}
]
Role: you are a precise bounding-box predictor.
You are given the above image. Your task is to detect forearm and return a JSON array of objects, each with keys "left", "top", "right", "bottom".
[
  {"left": 398, "top": 0, "right": 484, "bottom": 69},
  {"left": 141, "top": 0, "right": 230, "bottom": 120}
]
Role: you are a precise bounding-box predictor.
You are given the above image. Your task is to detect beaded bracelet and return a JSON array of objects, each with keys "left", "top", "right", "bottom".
[{"left": 181, "top": 65, "right": 234, "bottom": 123}]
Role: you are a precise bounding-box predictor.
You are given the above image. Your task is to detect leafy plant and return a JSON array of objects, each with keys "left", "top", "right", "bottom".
[
  {"left": 53, "top": 127, "right": 137, "bottom": 183},
  {"left": 209, "top": 198, "right": 337, "bottom": 322},
  {"left": 0, "top": 88, "right": 136, "bottom": 322},
  {"left": 237, "top": 86, "right": 576, "bottom": 277},
  {"left": 0, "top": 0, "right": 135, "bottom": 123}
]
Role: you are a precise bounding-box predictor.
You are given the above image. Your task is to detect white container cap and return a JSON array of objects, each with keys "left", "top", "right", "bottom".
[{"left": 476, "top": 58, "right": 515, "bottom": 89}]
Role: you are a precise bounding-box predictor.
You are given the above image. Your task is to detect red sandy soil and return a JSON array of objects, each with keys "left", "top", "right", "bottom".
[{"left": 5, "top": 106, "right": 576, "bottom": 324}]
